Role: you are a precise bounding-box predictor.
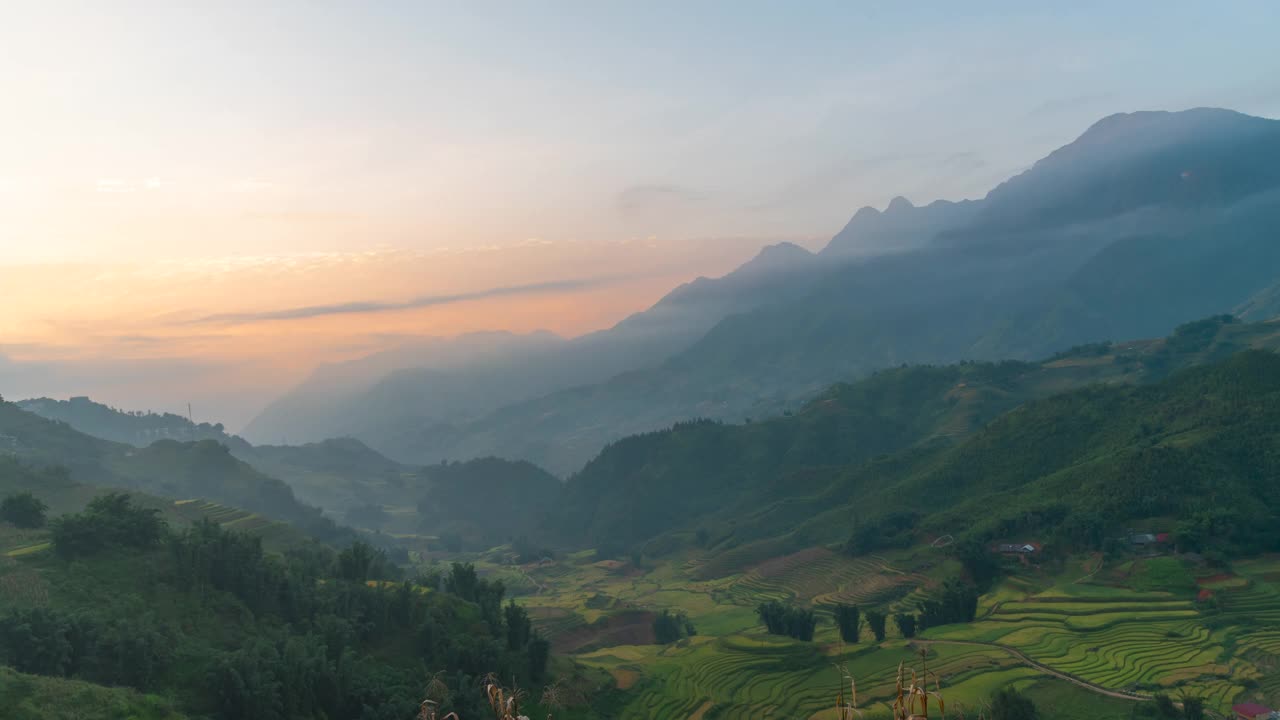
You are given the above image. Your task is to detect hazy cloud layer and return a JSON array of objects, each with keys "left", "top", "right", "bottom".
[{"left": 186, "top": 275, "right": 635, "bottom": 326}]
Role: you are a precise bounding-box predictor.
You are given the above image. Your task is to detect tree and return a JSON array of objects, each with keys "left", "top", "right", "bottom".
[
  {"left": 989, "top": 688, "right": 1039, "bottom": 720},
  {"left": 865, "top": 610, "right": 887, "bottom": 642},
  {"left": 0, "top": 492, "right": 48, "bottom": 528},
  {"left": 337, "top": 541, "right": 385, "bottom": 583},
  {"left": 1181, "top": 695, "right": 1205, "bottom": 720},
  {"left": 894, "top": 613, "right": 917, "bottom": 639},
  {"left": 652, "top": 610, "right": 693, "bottom": 644},
  {"left": 955, "top": 539, "right": 1000, "bottom": 591},
  {"left": 1154, "top": 694, "right": 1178, "bottom": 719},
  {"left": 50, "top": 493, "right": 165, "bottom": 558},
  {"left": 755, "top": 601, "right": 817, "bottom": 641},
  {"left": 917, "top": 581, "right": 979, "bottom": 630},
  {"left": 444, "top": 562, "right": 477, "bottom": 599},
  {"left": 527, "top": 637, "right": 550, "bottom": 682},
  {"left": 504, "top": 601, "right": 531, "bottom": 650},
  {"left": 834, "top": 604, "right": 860, "bottom": 643}
]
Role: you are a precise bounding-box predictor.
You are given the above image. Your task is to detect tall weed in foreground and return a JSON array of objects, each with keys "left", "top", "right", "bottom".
[
  {"left": 836, "top": 649, "right": 963, "bottom": 720},
  {"left": 419, "top": 673, "right": 580, "bottom": 720}
]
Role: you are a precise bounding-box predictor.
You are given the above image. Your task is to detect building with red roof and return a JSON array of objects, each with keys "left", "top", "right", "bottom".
[{"left": 1233, "top": 703, "right": 1274, "bottom": 720}]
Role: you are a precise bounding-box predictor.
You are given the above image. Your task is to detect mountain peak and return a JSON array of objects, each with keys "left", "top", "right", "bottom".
[
  {"left": 885, "top": 196, "right": 914, "bottom": 214},
  {"left": 973, "top": 107, "right": 1280, "bottom": 230},
  {"left": 736, "top": 241, "right": 815, "bottom": 276},
  {"left": 1053, "top": 108, "right": 1264, "bottom": 161}
]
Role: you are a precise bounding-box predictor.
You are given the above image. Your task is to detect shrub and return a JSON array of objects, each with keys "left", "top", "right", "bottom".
[{"left": 0, "top": 492, "right": 48, "bottom": 528}]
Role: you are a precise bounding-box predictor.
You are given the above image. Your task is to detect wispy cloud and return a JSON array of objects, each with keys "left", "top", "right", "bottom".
[{"left": 184, "top": 275, "right": 631, "bottom": 326}]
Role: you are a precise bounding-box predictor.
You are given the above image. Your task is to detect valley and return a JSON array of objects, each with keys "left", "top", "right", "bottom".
[{"left": 6, "top": 102, "right": 1280, "bottom": 720}]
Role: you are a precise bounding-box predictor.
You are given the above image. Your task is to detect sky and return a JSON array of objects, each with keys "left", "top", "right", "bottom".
[{"left": 3, "top": 1, "right": 1280, "bottom": 427}]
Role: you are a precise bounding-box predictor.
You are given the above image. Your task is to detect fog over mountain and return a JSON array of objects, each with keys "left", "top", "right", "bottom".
[{"left": 243, "top": 108, "right": 1280, "bottom": 474}]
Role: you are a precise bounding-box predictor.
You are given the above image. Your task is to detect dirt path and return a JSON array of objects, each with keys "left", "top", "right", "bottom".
[
  {"left": 914, "top": 639, "right": 1150, "bottom": 703},
  {"left": 1074, "top": 553, "right": 1104, "bottom": 584}
]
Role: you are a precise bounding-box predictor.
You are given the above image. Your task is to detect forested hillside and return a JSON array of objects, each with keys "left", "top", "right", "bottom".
[
  {"left": 0, "top": 400, "right": 351, "bottom": 544},
  {"left": 11, "top": 398, "right": 562, "bottom": 546},
  {"left": 548, "top": 317, "right": 1280, "bottom": 565},
  {"left": 0, "top": 492, "right": 576, "bottom": 720}
]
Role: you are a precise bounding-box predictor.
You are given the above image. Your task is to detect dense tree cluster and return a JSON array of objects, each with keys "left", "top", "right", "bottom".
[
  {"left": 893, "top": 612, "right": 917, "bottom": 639},
  {"left": 0, "top": 491, "right": 48, "bottom": 528},
  {"left": 865, "top": 610, "right": 887, "bottom": 642},
  {"left": 652, "top": 609, "right": 696, "bottom": 644},
  {"left": 916, "top": 581, "right": 979, "bottom": 630},
  {"left": 833, "top": 604, "right": 861, "bottom": 643},
  {"left": 0, "top": 501, "right": 554, "bottom": 720},
  {"left": 756, "top": 601, "right": 816, "bottom": 641},
  {"left": 843, "top": 512, "right": 918, "bottom": 556},
  {"left": 50, "top": 493, "right": 164, "bottom": 558},
  {"left": 989, "top": 688, "right": 1039, "bottom": 720}
]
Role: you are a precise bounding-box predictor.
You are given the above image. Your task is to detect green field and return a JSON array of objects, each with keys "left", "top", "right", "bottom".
[
  {"left": 0, "top": 666, "right": 188, "bottom": 720},
  {"left": 490, "top": 547, "right": 1280, "bottom": 718}
]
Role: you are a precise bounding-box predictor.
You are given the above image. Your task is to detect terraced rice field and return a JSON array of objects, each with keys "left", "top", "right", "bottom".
[
  {"left": 721, "top": 547, "right": 928, "bottom": 609},
  {"left": 923, "top": 579, "right": 1280, "bottom": 711},
  {"left": 168, "top": 498, "right": 302, "bottom": 547},
  {"left": 522, "top": 546, "right": 1280, "bottom": 717},
  {"left": 583, "top": 634, "right": 1040, "bottom": 720}
]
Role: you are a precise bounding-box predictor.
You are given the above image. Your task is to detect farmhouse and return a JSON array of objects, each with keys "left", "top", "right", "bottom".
[{"left": 996, "top": 543, "right": 1037, "bottom": 554}]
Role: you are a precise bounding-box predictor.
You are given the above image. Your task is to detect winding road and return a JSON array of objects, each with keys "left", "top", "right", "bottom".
[{"left": 913, "top": 639, "right": 1151, "bottom": 702}]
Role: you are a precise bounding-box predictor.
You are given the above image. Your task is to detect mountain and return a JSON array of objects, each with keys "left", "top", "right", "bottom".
[
  {"left": 242, "top": 240, "right": 830, "bottom": 460},
  {"left": 12, "top": 395, "right": 562, "bottom": 545},
  {"left": 16, "top": 396, "right": 234, "bottom": 447},
  {"left": 367, "top": 108, "right": 1280, "bottom": 475},
  {"left": 0, "top": 398, "right": 350, "bottom": 542},
  {"left": 822, "top": 196, "right": 980, "bottom": 257},
  {"left": 242, "top": 330, "right": 567, "bottom": 444},
  {"left": 544, "top": 314, "right": 1280, "bottom": 558}
]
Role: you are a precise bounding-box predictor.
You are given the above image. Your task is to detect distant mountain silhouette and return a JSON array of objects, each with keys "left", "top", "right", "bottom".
[
  {"left": 243, "top": 240, "right": 827, "bottom": 451},
  {"left": 823, "top": 196, "right": 980, "bottom": 257},
  {"left": 249, "top": 108, "right": 1280, "bottom": 474}
]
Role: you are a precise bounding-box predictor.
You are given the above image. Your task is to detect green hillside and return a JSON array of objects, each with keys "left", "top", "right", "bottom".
[
  {"left": 11, "top": 398, "right": 563, "bottom": 546},
  {"left": 0, "top": 400, "right": 355, "bottom": 545},
  {"left": 0, "top": 491, "right": 580, "bottom": 720},
  {"left": 0, "top": 666, "right": 187, "bottom": 720},
  {"left": 551, "top": 316, "right": 1280, "bottom": 560},
  {"left": 15, "top": 396, "right": 231, "bottom": 447}
]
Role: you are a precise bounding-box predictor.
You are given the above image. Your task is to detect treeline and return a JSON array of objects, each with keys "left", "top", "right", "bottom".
[
  {"left": 0, "top": 494, "right": 554, "bottom": 720},
  {"left": 652, "top": 609, "right": 696, "bottom": 644},
  {"left": 829, "top": 584, "right": 979, "bottom": 645},
  {"left": 756, "top": 601, "right": 817, "bottom": 641}
]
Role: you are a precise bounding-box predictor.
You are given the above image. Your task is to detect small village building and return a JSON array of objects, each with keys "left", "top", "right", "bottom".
[{"left": 996, "top": 543, "right": 1036, "bottom": 554}]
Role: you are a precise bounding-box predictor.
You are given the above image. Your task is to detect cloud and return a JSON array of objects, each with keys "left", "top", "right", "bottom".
[{"left": 184, "top": 275, "right": 632, "bottom": 326}]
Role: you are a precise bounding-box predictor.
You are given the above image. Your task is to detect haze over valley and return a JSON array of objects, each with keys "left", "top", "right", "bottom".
[{"left": 4, "top": 4, "right": 1280, "bottom": 720}]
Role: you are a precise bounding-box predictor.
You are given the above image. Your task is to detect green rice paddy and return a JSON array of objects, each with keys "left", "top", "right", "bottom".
[{"left": 507, "top": 546, "right": 1280, "bottom": 718}]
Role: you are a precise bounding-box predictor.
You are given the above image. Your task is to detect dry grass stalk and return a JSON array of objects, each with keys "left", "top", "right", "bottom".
[{"left": 841, "top": 647, "right": 952, "bottom": 720}]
